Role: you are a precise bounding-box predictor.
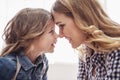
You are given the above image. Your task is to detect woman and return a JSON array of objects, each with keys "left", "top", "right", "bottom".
[
  {"left": 51, "top": 0, "right": 120, "bottom": 79},
  {"left": 0, "top": 8, "right": 58, "bottom": 80}
]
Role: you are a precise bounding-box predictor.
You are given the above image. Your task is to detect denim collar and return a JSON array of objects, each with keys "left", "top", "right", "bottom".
[{"left": 17, "top": 51, "right": 44, "bottom": 71}]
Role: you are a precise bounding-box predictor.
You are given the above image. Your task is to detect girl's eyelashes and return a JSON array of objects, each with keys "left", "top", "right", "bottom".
[{"left": 49, "top": 29, "right": 55, "bottom": 34}]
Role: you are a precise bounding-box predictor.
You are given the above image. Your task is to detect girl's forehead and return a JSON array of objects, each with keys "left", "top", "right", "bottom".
[
  {"left": 48, "top": 21, "right": 55, "bottom": 27},
  {"left": 45, "top": 21, "right": 55, "bottom": 30}
]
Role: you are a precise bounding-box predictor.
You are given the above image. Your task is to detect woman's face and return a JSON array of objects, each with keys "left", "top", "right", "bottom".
[
  {"left": 53, "top": 11, "right": 87, "bottom": 48},
  {"left": 32, "top": 21, "right": 58, "bottom": 54}
]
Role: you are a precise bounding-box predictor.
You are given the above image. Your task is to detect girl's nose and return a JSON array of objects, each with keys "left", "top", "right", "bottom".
[
  {"left": 54, "top": 32, "right": 59, "bottom": 38},
  {"left": 59, "top": 29, "right": 64, "bottom": 38}
]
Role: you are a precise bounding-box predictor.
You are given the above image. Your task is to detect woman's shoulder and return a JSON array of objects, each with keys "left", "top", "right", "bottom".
[
  {"left": 107, "top": 48, "right": 120, "bottom": 60},
  {"left": 108, "top": 48, "right": 120, "bottom": 55}
]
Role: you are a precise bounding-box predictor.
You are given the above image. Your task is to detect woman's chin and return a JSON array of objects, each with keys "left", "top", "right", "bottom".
[
  {"left": 71, "top": 45, "right": 76, "bottom": 49},
  {"left": 71, "top": 44, "right": 81, "bottom": 49}
]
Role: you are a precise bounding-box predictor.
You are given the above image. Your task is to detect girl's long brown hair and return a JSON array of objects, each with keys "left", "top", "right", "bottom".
[{"left": 1, "top": 8, "right": 52, "bottom": 56}]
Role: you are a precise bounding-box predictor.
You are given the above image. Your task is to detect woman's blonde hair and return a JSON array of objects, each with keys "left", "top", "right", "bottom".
[
  {"left": 1, "top": 8, "right": 52, "bottom": 56},
  {"left": 52, "top": 0, "right": 120, "bottom": 52}
]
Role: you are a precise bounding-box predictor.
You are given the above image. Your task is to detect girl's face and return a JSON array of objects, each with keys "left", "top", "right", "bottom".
[
  {"left": 53, "top": 11, "right": 87, "bottom": 48},
  {"left": 32, "top": 21, "right": 58, "bottom": 54}
]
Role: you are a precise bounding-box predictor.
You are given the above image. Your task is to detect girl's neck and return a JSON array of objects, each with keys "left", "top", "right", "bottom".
[{"left": 25, "top": 49, "right": 43, "bottom": 64}]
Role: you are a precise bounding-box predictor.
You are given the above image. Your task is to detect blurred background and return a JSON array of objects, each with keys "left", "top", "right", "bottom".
[{"left": 0, "top": 0, "right": 120, "bottom": 80}]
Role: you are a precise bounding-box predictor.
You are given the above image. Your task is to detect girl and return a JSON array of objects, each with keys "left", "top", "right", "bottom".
[{"left": 0, "top": 8, "right": 58, "bottom": 80}]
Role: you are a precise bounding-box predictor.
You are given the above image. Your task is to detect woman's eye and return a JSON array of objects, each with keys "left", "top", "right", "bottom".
[{"left": 59, "top": 24, "right": 65, "bottom": 29}]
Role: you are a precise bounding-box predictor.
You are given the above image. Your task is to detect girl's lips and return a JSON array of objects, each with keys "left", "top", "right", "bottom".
[
  {"left": 51, "top": 40, "right": 57, "bottom": 47},
  {"left": 65, "top": 37, "right": 71, "bottom": 43}
]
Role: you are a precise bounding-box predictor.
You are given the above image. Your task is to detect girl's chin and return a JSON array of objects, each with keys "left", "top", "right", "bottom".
[{"left": 47, "top": 49, "right": 54, "bottom": 53}]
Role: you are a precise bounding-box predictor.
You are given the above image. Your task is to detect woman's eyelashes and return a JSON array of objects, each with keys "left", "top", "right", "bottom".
[{"left": 59, "top": 24, "right": 65, "bottom": 29}]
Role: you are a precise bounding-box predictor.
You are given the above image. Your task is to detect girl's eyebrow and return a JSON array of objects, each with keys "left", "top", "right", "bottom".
[{"left": 50, "top": 26, "right": 54, "bottom": 29}]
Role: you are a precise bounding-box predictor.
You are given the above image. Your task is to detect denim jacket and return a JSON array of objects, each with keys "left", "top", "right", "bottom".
[{"left": 0, "top": 50, "right": 48, "bottom": 80}]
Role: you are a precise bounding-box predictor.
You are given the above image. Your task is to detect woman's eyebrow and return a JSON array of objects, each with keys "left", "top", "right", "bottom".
[{"left": 56, "top": 21, "right": 61, "bottom": 25}]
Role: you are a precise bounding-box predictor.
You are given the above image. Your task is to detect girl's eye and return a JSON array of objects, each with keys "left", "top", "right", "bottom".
[{"left": 49, "top": 30, "right": 55, "bottom": 34}]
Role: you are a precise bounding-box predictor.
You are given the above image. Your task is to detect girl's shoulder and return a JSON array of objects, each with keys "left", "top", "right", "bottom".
[
  {"left": 0, "top": 53, "right": 17, "bottom": 65},
  {"left": 0, "top": 53, "right": 17, "bottom": 79}
]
